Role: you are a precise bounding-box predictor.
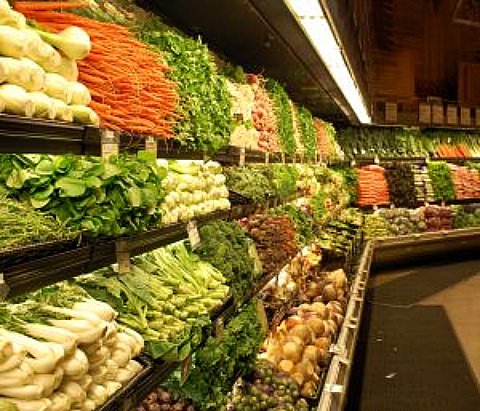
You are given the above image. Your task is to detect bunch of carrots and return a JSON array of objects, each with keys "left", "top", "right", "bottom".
[
  {"left": 357, "top": 165, "right": 390, "bottom": 206},
  {"left": 450, "top": 165, "right": 480, "bottom": 200},
  {"left": 435, "top": 144, "right": 470, "bottom": 158},
  {"left": 15, "top": 1, "right": 179, "bottom": 137}
]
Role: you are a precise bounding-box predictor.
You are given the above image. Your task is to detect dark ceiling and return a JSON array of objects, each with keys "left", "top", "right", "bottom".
[
  {"left": 144, "top": 0, "right": 362, "bottom": 125},
  {"left": 357, "top": 0, "right": 480, "bottom": 104}
]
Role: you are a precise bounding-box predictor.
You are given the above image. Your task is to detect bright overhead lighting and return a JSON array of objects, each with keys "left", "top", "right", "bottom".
[{"left": 284, "top": 0, "right": 371, "bottom": 124}]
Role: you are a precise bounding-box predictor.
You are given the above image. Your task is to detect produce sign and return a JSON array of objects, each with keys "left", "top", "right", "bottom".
[
  {"left": 427, "top": 162, "right": 456, "bottom": 202},
  {"left": 0, "top": 2, "right": 99, "bottom": 125},
  {"left": 0, "top": 152, "right": 165, "bottom": 236},
  {"left": 241, "top": 214, "right": 299, "bottom": 276},
  {"left": 0, "top": 281, "right": 144, "bottom": 410},
  {"left": 76, "top": 241, "right": 230, "bottom": 361},
  {"left": 385, "top": 163, "right": 417, "bottom": 208},
  {"left": 357, "top": 165, "right": 390, "bottom": 206}
]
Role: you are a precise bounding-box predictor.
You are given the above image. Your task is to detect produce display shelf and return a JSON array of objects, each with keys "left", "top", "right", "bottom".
[
  {"left": 357, "top": 197, "right": 480, "bottom": 211},
  {"left": 0, "top": 114, "right": 101, "bottom": 155},
  {"left": 316, "top": 227, "right": 480, "bottom": 411},
  {"left": 317, "top": 241, "right": 374, "bottom": 411},
  {"left": 96, "top": 355, "right": 156, "bottom": 411},
  {"left": 0, "top": 210, "right": 232, "bottom": 299},
  {"left": 0, "top": 114, "right": 314, "bottom": 165}
]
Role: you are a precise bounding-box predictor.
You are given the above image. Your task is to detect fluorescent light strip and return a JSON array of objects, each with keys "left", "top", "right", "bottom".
[{"left": 285, "top": 0, "right": 371, "bottom": 123}]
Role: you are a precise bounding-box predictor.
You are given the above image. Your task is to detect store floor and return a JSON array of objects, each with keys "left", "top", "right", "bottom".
[{"left": 345, "top": 258, "right": 480, "bottom": 411}]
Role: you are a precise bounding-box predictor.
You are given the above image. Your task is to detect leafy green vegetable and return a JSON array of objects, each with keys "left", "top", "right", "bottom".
[
  {"left": 76, "top": 241, "right": 229, "bottom": 360},
  {"left": 0, "top": 152, "right": 166, "bottom": 236},
  {"left": 194, "top": 220, "right": 260, "bottom": 302},
  {"left": 224, "top": 165, "right": 275, "bottom": 204},
  {"left": 164, "top": 300, "right": 266, "bottom": 410},
  {"left": 296, "top": 106, "right": 317, "bottom": 159},
  {"left": 0, "top": 194, "right": 75, "bottom": 251},
  {"left": 266, "top": 79, "right": 295, "bottom": 154},
  {"left": 139, "top": 27, "right": 233, "bottom": 152},
  {"left": 385, "top": 163, "right": 417, "bottom": 208},
  {"left": 271, "top": 164, "right": 298, "bottom": 200},
  {"left": 427, "top": 162, "right": 455, "bottom": 201}
]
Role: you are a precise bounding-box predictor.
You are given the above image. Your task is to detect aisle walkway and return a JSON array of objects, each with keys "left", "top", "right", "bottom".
[{"left": 345, "top": 259, "right": 480, "bottom": 411}]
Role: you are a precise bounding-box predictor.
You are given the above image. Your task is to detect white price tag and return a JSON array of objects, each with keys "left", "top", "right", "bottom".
[
  {"left": 181, "top": 355, "right": 192, "bottom": 384},
  {"left": 351, "top": 159, "right": 357, "bottom": 166},
  {"left": 101, "top": 129, "right": 119, "bottom": 161},
  {"left": 145, "top": 136, "right": 157, "bottom": 155},
  {"left": 239, "top": 147, "right": 246, "bottom": 167},
  {"left": 0, "top": 273, "right": 9, "bottom": 301},
  {"left": 187, "top": 220, "right": 201, "bottom": 249},
  {"left": 281, "top": 152, "right": 286, "bottom": 164},
  {"left": 374, "top": 156, "right": 380, "bottom": 164},
  {"left": 265, "top": 152, "right": 270, "bottom": 165},
  {"left": 115, "top": 239, "right": 131, "bottom": 274}
]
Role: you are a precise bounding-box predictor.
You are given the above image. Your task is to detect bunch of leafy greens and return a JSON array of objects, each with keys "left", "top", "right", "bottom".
[
  {"left": 193, "top": 220, "right": 261, "bottom": 302},
  {"left": 266, "top": 79, "right": 296, "bottom": 155},
  {"left": 0, "top": 152, "right": 166, "bottom": 236},
  {"left": 271, "top": 164, "right": 298, "bottom": 200},
  {"left": 297, "top": 106, "right": 317, "bottom": 160},
  {"left": 385, "top": 163, "right": 417, "bottom": 208},
  {"left": 224, "top": 165, "right": 275, "bottom": 204},
  {"left": 271, "top": 204, "right": 315, "bottom": 246},
  {"left": 76, "top": 241, "right": 229, "bottom": 360},
  {"left": 163, "top": 300, "right": 266, "bottom": 411},
  {"left": 331, "top": 165, "right": 358, "bottom": 205},
  {"left": 0, "top": 195, "right": 75, "bottom": 251},
  {"left": 427, "top": 162, "right": 456, "bottom": 201},
  {"left": 139, "top": 27, "right": 233, "bottom": 152}
]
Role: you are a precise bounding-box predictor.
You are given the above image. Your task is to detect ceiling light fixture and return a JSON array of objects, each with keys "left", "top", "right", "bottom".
[{"left": 284, "top": 0, "right": 371, "bottom": 123}]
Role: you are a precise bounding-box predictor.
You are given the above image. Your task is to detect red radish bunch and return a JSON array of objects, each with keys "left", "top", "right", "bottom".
[{"left": 248, "top": 74, "right": 280, "bottom": 152}]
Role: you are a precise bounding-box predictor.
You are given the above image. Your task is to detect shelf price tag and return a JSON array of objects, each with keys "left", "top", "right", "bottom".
[
  {"left": 115, "top": 239, "right": 131, "bottom": 274},
  {"left": 0, "top": 273, "right": 10, "bottom": 301},
  {"left": 256, "top": 300, "right": 269, "bottom": 334},
  {"left": 187, "top": 220, "right": 201, "bottom": 249},
  {"left": 281, "top": 153, "right": 286, "bottom": 164},
  {"left": 265, "top": 152, "right": 270, "bottom": 165},
  {"left": 239, "top": 147, "right": 246, "bottom": 167},
  {"left": 101, "top": 129, "right": 119, "bottom": 161},
  {"left": 145, "top": 136, "right": 157, "bottom": 155},
  {"left": 373, "top": 205, "right": 379, "bottom": 211},
  {"left": 374, "top": 156, "right": 380, "bottom": 164},
  {"left": 214, "top": 317, "right": 224, "bottom": 341},
  {"left": 351, "top": 159, "right": 356, "bottom": 167},
  {"left": 181, "top": 355, "right": 192, "bottom": 384}
]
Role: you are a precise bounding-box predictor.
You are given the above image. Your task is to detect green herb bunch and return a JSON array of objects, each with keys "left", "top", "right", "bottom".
[
  {"left": 427, "top": 162, "right": 456, "bottom": 202},
  {"left": 297, "top": 106, "right": 317, "bottom": 159},
  {"left": 266, "top": 79, "right": 296, "bottom": 155}
]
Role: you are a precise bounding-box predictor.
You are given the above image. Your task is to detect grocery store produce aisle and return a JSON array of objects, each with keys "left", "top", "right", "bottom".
[{"left": 345, "top": 258, "right": 480, "bottom": 411}]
